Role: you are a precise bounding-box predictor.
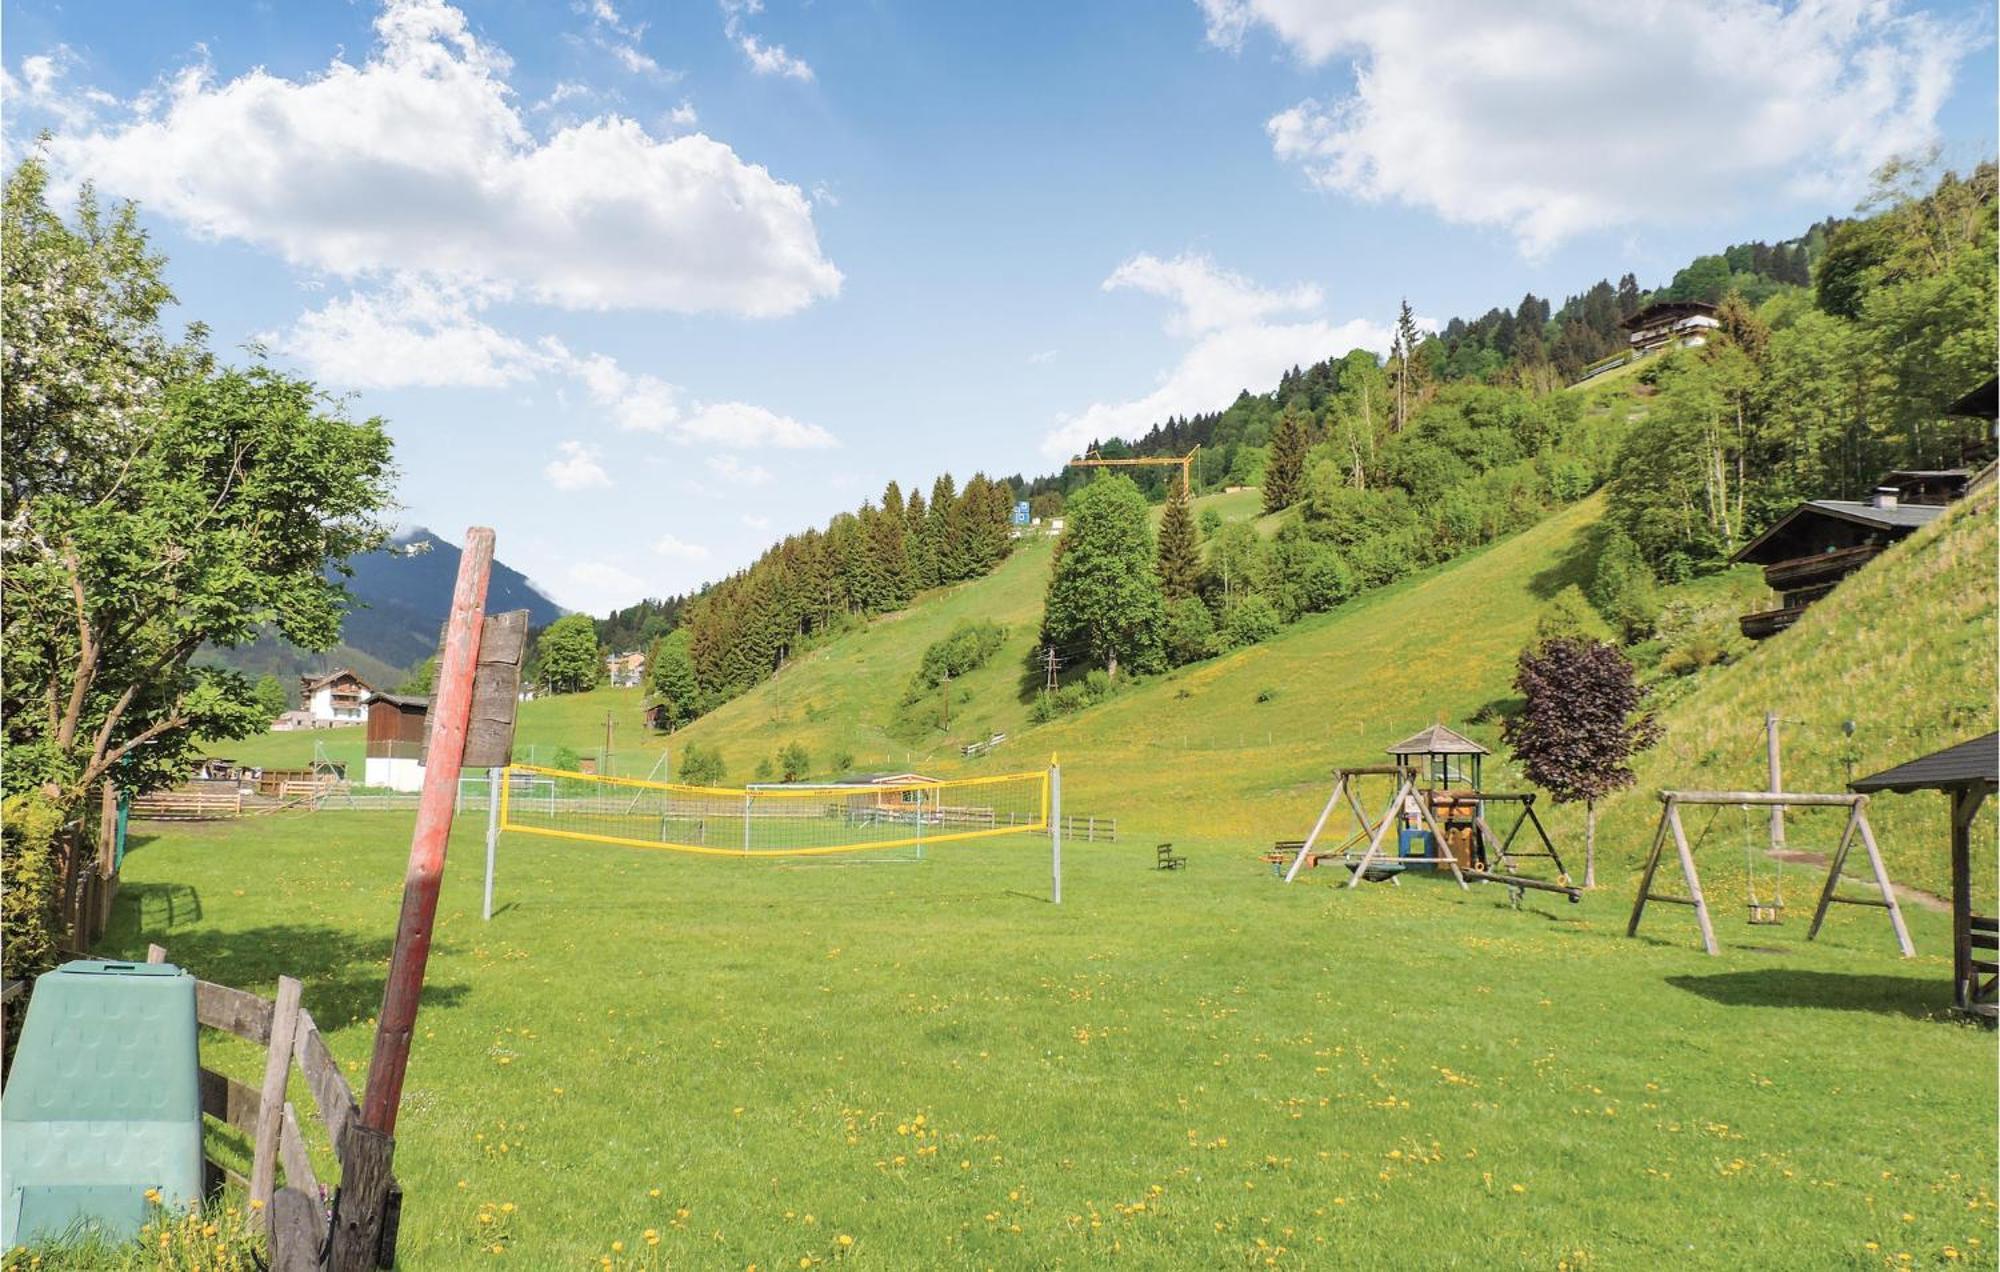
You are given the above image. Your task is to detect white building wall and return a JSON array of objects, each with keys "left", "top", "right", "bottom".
[{"left": 364, "top": 755, "right": 426, "bottom": 793}]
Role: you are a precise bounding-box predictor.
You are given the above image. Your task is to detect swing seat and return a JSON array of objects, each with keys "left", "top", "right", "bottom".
[
  {"left": 1747, "top": 901, "right": 1785, "bottom": 925},
  {"left": 1343, "top": 857, "right": 1407, "bottom": 883}
]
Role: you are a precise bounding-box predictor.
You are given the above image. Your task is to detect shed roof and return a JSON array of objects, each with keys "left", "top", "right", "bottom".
[
  {"left": 363, "top": 691, "right": 430, "bottom": 710},
  {"left": 1730, "top": 498, "right": 1944, "bottom": 563},
  {"left": 1385, "top": 724, "right": 1489, "bottom": 756},
  {"left": 1849, "top": 733, "right": 1998, "bottom": 795},
  {"left": 1947, "top": 376, "right": 1997, "bottom": 420}
]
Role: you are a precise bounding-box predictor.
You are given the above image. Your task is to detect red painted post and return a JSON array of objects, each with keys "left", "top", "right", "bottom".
[{"left": 360, "top": 527, "right": 494, "bottom": 1135}]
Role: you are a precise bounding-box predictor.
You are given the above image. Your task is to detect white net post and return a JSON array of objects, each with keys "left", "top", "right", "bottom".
[
  {"left": 1051, "top": 757, "right": 1062, "bottom": 905},
  {"left": 915, "top": 786, "right": 925, "bottom": 861},
  {"left": 482, "top": 765, "right": 500, "bottom": 921}
]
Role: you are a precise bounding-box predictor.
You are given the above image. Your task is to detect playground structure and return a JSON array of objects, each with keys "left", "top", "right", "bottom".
[
  {"left": 1278, "top": 725, "right": 1580, "bottom": 903},
  {"left": 1626, "top": 790, "right": 1914, "bottom": 957}
]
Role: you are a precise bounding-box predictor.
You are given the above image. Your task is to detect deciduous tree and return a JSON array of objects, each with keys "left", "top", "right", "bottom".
[{"left": 1040, "top": 475, "right": 1165, "bottom": 679}]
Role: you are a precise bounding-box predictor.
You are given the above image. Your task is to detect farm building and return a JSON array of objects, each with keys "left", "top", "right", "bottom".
[
  {"left": 1618, "top": 300, "right": 1718, "bottom": 356},
  {"left": 1731, "top": 480, "right": 1953, "bottom": 639},
  {"left": 363, "top": 691, "right": 429, "bottom": 792},
  {"left": 298, "top": 668, "right": 372, "bottom": 724}
]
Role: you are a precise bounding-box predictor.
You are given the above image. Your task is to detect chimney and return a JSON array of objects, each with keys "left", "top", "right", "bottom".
[{"left": 1869, "top": 486, "right": 1899, "bottom": 510}]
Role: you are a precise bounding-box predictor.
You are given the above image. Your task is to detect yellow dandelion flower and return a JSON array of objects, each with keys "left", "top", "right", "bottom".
[
  {"left": 649, "top": 1188, "right": 662, "bottom": 1198},
  {"left": 500, "top": 1203, "right": 516, "bottom": 1214},
  {"left": 837, "top": 1234, "right": 854, "bottom": 1248},
  {"left": 612, "top": 1240, "right": 624, "bottom": 1253}
]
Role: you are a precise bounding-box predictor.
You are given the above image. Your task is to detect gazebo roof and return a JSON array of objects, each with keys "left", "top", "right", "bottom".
[
  {"left": 1385, "top": 724, "right": 1490, "bottom": 757},
  {"left": 1849, "top": 733, "right": 1998, "bottom": 795}
]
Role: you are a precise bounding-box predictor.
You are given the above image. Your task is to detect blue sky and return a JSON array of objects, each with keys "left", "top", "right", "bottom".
[{"left": 5, "top": 0, "right": 1994, "bottom": 612}]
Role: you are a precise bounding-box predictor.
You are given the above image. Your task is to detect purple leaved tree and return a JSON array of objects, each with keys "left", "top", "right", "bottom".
[{"left": 1502, "top": 636, "right": 1661, "bottom": 888}]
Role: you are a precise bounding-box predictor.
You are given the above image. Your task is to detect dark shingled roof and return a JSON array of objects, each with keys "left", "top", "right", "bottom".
[
  {"left": 1385, "top": 724, "right": 1490, "bottom": 756},
  {"left": 363, "top": 691, "right": 429, "bottom": 710},
  {"left": 1850, "top": 733, "right": 1998, "bottom": 795},
  {"left": 1731, "top": 498, "right": 1944, "bottom": 563},
  {"left": 1947, "top": 376, "right": 1997, "bottom": 420}
]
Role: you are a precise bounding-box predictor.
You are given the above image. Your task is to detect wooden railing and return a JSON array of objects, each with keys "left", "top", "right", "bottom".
[
  {"left": 1055, "top": 814, "right": 1116, "bottom": 843},
  {"left": 145, "top": 944, "right": 399, "bottom": 1271},
  {"left": 130, "top": 788, "right": 244, "bottom": 820}
]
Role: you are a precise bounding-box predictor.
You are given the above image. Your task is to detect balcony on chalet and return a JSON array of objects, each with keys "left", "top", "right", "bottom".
[{"left": 1729, "top": 486, "right": 1947, "bottom": 640}]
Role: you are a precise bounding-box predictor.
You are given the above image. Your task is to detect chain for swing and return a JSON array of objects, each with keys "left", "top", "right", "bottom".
[{"left": 1742, "top": 803, "right": 1785, "bottom": 925}]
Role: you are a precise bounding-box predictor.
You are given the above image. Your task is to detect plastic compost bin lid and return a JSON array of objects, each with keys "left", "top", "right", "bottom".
[{"left": 1, "top": 959, "right": 205, "bottom": 1251}]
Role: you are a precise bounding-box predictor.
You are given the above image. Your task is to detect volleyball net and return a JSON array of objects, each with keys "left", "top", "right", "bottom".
[{"left": 496, "top": 764, "right": 1051, "bottom": 858}]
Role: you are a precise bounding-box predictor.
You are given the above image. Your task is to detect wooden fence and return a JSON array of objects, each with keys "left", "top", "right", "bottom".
[
  {"left": 145, "top": 944, "right": 400, "bottom": 1271},
  {"left": 1055, "top": 814, "right": 1116, "bottom": 843},
  {"left": 130, "top": 787, "right": 244, "bottom": 820}
]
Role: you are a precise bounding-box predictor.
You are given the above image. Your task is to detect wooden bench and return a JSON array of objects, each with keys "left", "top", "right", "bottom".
[{"left": 1155, "top": 843, "right": 1187, "bottom": 871}]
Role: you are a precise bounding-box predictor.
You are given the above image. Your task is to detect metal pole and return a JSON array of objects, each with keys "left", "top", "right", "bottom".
[
  {"left": 1766, "top": 711, "right": 1786, "bottom": 855},
  {"left": 743, "top": 792, "right": 752, "bottom": 853},
  {"left": 361, "top": 526, "right": 492, "bottom": 1136},
  {"left": 482, "top": 765, "right": 500, "bottom": 922},
  {"left": 1051, "top": 759, "right": 1062, "bottom": 905},
  {"left": 915, "top": 787, "right": 925, "bottom": 861}
]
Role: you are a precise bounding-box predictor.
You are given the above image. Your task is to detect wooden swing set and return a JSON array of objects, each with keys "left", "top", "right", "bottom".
[
  {"left": 1278, "top": 766, "right": 1581, "bottom": 903},
  {"left": 1626, "top": 790, "right": 1914, "bottom": 957}
]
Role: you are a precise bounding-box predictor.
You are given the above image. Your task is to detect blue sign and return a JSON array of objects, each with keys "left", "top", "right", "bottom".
[{"left": 1013, "top": 501, "right": 1031, "bottom": 526}]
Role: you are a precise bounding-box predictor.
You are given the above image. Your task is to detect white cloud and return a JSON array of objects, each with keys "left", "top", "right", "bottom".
[
  {"left": 1103, "top": 252, "right": 1321, "bottom": 337},
  {"left": 668, "top": 99, "right": 698, "bottom": 127},
  {"left": 3, "top": 46, "right": 119, "bottom": 133},
  {"left": 681, "top": 401, "right": 834, "bottom": 449},
  {"left": 564, "top": 560, "right": 648, "bottom": 613},
  {"left": 268, "top": 277, "right": 545, "bottom": 388},
  {"left": 1044, "top": 254, "right": 1390, "bottom": 459},
  {"left": 742, "top": 513, "right": 772, "bottom": 530},
  {"left": 545, "top": 440, "right": 613, "bottom": 492},
  {"left": 721, "top": 0, "right": 815, "bottom": 81},
  {"left": 1203, "top": 0, "right": 1967, "bottom": 255},
  {"left": 1027, "top": 348, "right": 1059, "bottom": 365},
  {"left": 707, "top": 454, "right": 773, "bottom": 486},
  {"left": 653, "top": 534, "right": 711, "bottom": 561},
  {"left": 49, "top": 0, "right": 839, "bottom": 314}
]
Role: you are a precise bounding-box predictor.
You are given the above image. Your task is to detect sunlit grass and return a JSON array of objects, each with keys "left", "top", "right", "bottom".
[{"left": 103, "top": 810, "right": 1995, "bottom": 1268}]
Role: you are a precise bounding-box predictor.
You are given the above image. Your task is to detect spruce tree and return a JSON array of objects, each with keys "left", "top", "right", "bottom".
[
  {"left": 905, "top": 487, "right": 936, "bottom": 589},
  {"left": 1263, "top": 407, "right": 1309, "bottom": 513},
  {"left": 1154, "top": 479, "right": 1203, "bottom": 600},
  {"left": 870, "top": 485, "right": 913, "bottom": 607},
  {"left": 929, "top": 474, "right": 963, "bottom": 582}
]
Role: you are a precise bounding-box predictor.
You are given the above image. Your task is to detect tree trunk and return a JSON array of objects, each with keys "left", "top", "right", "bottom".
[
  {"left": 1584, "top": 797, "right": 1597, "bottom": 890},
  {"left": 1106, "top": 653, "right": 1118, "bottom": 682}
]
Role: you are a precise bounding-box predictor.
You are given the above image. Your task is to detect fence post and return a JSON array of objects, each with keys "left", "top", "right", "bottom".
[
  {"left": 328, "top": 1122, "right": 396, "bottom": 1272},
  {"left": 251, "top": 976, "right": 304, "bottom": 1212}
]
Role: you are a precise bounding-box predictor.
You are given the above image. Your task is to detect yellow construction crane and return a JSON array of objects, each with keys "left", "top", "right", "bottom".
[{"left": 1065, "top": 445, "right": 1200, "bottom": 494}]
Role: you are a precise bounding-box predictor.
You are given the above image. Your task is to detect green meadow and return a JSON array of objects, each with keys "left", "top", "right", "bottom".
[{"left": 108, "top": 810, "right": 1996, "bottom": 1269}]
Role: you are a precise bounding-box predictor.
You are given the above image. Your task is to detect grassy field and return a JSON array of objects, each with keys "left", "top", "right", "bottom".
[{"left": 106, "top": 810, "right": 1997, "bottom": 1269}]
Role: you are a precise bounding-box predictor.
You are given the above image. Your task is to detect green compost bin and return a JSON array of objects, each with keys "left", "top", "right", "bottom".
[{"left": 1, "top": 960, "right": 204, "bottom": 1250}]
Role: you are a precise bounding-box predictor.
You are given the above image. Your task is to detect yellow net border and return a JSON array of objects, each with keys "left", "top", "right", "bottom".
[{"left": 498, "top": 763, "right": 1051, "bottom": 858}]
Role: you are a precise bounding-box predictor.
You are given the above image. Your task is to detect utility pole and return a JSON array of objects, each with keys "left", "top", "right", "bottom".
[
  {"left": 1043, "top": 646, "right": 1062, "bottom": 694},
  {"left": 604, "top": 711, "right": 615, "bottom": 779},
  {"left": 941, "top": 668, "right": 951, "bottom": 730}
]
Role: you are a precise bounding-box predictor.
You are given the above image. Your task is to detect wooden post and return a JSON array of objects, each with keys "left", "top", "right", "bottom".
[
  {"left": 251, "top": 976, "right": 304, "bottom": 1211},
  {"left": 1667, "top": 803, "right": 1719, "bottom": 955},
  {"left": 1766, "top": 712, "right": 1786, "bottom": 856},
  {"left": 360, "top": 527, "right": 492, "bottom": 1138},
  {"left": 1950, "top": 787, "right": 1982, "bottom": 1011},
  {"left": 146, "top": 944, "right": 168, "bottom": 964},
  {"left": 1851, "top": 804, "right": 1915, "bottom": 958},
  {"left": 1345, "top": 778, "right": 1407, "bottom": 889},
  {"left": 1627, "top": 800, "right": 1673, "bottom": 940},
  {"left": 328, "top": 1121, "right": 396, "bottom": 1272},
  {"left": 1284, "top": 774, "right": 1345, "bottom": 883},
  {"left": 1806, "top": 803, "right": 1862, "bottom": 941}
]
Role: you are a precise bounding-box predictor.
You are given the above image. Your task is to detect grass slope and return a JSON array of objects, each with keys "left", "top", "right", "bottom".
[
  {"left": 107, "top": 813, "right": 1998, "bottom": 1269},
  {"left": 1576, "top": 485, "right": 1998, "bottom": 907}
]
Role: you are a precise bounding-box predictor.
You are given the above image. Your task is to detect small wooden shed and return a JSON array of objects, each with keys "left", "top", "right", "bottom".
[
  {"left": 1850, "top": 733, "right": 1997, "bottom": 1023},
  {"left": 363, "top": 692, "right": 429, "bottom": 792}
]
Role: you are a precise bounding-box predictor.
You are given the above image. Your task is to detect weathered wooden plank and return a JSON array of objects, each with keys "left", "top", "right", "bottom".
[
  {"left": 145, "top": 945, "right": 167, "bottom": 964},
  {"left": 464, "top": 609, "right": 528, "bottom": 769},
  {"left": 1657, "top": 790, "right": 1864, "bottom": 807},
  {"left": 271, "top": 1186, "right": 325, "bottom": 1272},
  {"left": 294, "top": 1009, "right": 358, "bottom": 1152},
  {"left": 252, "top": 976, "right": 305, "bottom": 1209},
  {"left": 196, "top": 980, "right": 274, "bottom": 1045},
  {"left": 328, "top": 1122, "right": 396, "bottom": 1272},
  {"left": 279, "top": 1101, "right": 322, "bottom": 1201},
  {"left": 198, "top": 1067, "right": 263, "bottom": 1136}
]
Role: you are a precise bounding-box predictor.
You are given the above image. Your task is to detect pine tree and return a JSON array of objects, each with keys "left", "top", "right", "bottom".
[
  {"left": 905, "top": 487, "right": 936, "bottom": 589},
  {"left": 1263, "top": 407, "right": 1309, "bottom": 513},
  {"left": 929, "top": 474, "right": 963, "bottom": 582},
  {"left": 1154, "top": 479, "right": 1203, "bottom": 600},
  {"left": 1391, "top": 298, "right": 1425, "bottom": 431},
  {"left": 874, "top": 481, "right": 913, "bottom": 605}
]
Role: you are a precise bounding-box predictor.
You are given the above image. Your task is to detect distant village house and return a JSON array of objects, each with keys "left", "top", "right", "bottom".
[
  {"left": 298, "top": 668, "right": 372, "bottom": 724},
  {"left": 1618, "top": 300, "right": 1719, "bottom": 357},
  {"left": 605, "top": 650, "right": 647, "bottom": 688}
]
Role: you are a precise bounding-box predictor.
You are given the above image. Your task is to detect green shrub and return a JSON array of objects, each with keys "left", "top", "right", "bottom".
[
  {"left": 904, "top": 620, "right": 1008, "bottom": 703},
  {"left": 777, "top": 741, "right": 811, "bottom": 783},
  {"left": 1224, "top": 595, "right": 1281, "bottom": 647},
  {"left": 676, "top": 743, "right": 726, "bottom": 786},
  {"left": 2, "top": 792, "right": 63, "bottom": 986},
  {"left": 1162, "top": 597, "right": 1217, "bottom": 667}
]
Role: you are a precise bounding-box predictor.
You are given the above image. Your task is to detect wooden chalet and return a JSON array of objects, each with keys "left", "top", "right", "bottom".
[
  {"left": 1618, "top": 300, "right": 1718, "bottom": 357},
  {"left": 1730, "top": 483, "right": 1948, "bottom": 639},
  {"left": 1850, "top": 734, "right": 1997, "bottom": 1022}
]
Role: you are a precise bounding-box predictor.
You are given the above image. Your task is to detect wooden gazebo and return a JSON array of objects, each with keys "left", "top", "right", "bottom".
[{"left": 1850, "top": 733, "right": 1997, "bottom": 1022}]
